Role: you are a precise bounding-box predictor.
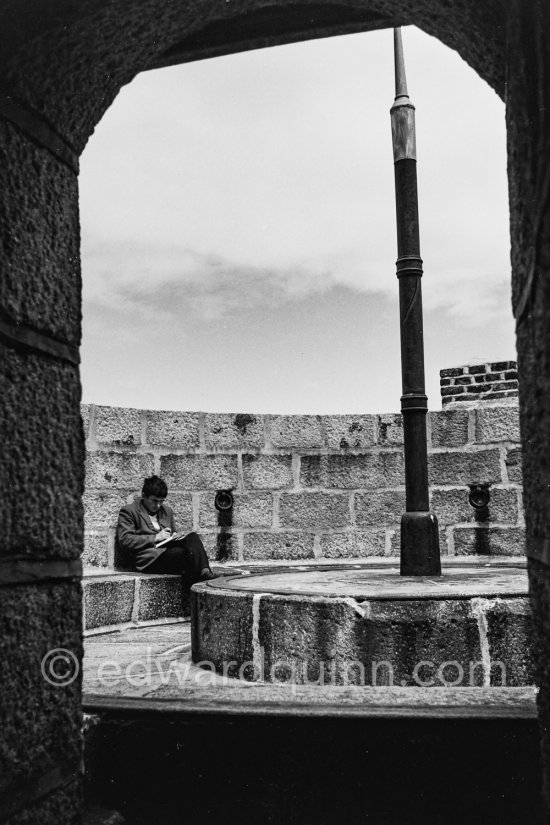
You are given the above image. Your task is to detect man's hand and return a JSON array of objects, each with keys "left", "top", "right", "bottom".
[{"left": 155, "top": 528, "right": 172, "bottom": 544}]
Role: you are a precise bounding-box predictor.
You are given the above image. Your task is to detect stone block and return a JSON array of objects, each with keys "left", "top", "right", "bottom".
[
  {"left": 300, "top": 453, "right": 405, "bottom": 489},
  {"left": 204, "top": 413, "right": 264, "bottom": 449},
  {"left": 85, "top": 451, "right": 154, "bottom": 489},
  {"left": 94, "top": 405, "right": 141, "bottom": 446},
  {"left": 0, "top": 347, "right": 84, "bottom": 558},
  {"left": 160, "top": 454, "right": 237, "bottom": 490},
  {"left": 491, "top": 381, "right": 519, "bottom": 392},
  {"left": 191, "top": 588, "right": 254, "bottom": 678},
  {"left": 81, "top": 403, "right": 92, "bottom": 440},
  {"left": 440, "top": 367, "right": 465, "bottom": 378},
  {"left": 505, "top": 447, "right": 523, "bottom": 483},
  {"left": 357, "top": 599, "right": 484, "bottom": 687},
  {"left": 319, "top": 530, "right": 386, "bottom": 557},
  {"left": 279, "top": 492, "right": 350, "bottom": 528},
  {"left": 258, "top": 596, "right": 360, "bottom": 685},
  {"left": 491, "top": 361, "right": 516, "bottom": 372},
  {"left": 430, "top": 487, "right": 519, "bottom": 527},
  {"left": 270, "top": 415, "right": 323, "bottom": 448},
  {"left": 243, "top": 532, "right": 315, "bottom": 560},
  {"left": 430, "top": 410, "right": 469, "bottom": 447},
  {"left": 242, "top": 454, "right": 293, "bottom": 489},
  {"left": 137, "top": 575, "right": 185, "bottom": 621},
  {"left": 453, "top": 526, "right": 526, "bottom": 556},
  {"left": 474, "top": 406, "right": 520, "bottom": 443},
  {"left": 145, "top": 410, "right": 200, "bottom": 448},
  {"left": 428, "top": 449, "right": 502, "bottom": 486},
  {"left": 83, "top": 490, "right": 127, "bottom": 528},
  {"left": 167, "top": 493, "right": 194, "bottom": 531},
  {"left": 355, "top": 490, "right": 406, "bottom": 527},
  {"left": 84, "top": 578, "right": 135, "bottom": 629},
  {"left": 377, "top": 414, "right": 404, "bottom": 445},
  {"left": 201, "top": 531, "right": 238, "bottom": 562},
  {"left": 199, "top": 492, "right": 272, "bottom": 528},
  {"left": 465, "top": 384, "right": 492, "bottom": 395},
  {"left": 387, "top": 528, "right": 401, "bottom": 556},
  {"left": 484, "top": 598, "right": 535, "bottom": 686},
  {"left": 0, "top": 125, "right": 81, "bottom": 342},
  {"left": 83, "top": 531, "right": 110, "bottom": 567},
  {"left": 324, "top": 415, "right": 376, "bottom": 450},
  {"left": 0, "top": 581, "right": 82, "bottom": 793}
]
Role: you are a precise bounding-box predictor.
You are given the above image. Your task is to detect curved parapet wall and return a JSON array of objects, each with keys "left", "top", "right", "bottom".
[{"left": 82, "top": 400, "right": 524, "bottom": 569}]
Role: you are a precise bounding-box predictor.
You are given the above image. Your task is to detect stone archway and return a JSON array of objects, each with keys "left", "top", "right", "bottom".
[{"left": 0, "top": 1, "right": 548, "bottom": 821}]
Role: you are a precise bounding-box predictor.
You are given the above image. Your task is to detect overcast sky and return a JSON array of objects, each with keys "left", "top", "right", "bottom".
[{"left": 79, "top": 25, "right": 514, "bottom": 415}]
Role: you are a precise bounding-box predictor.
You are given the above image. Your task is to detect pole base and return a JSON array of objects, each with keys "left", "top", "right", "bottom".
[{"left": 400, "top": 511, "right": 441, "bottom": 576}]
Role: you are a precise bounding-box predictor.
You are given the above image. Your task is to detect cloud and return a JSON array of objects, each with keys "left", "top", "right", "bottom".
[
  {"left": 82, "top": 229, "right": 513, "bottom": 335},
  {"left": 83, "top": 240, "right": 345, "bottom": 322}
]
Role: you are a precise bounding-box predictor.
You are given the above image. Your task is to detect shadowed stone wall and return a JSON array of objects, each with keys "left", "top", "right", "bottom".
[
  {"left": 83, "top": 402, "right": 524, "bottom": 567},
  {"left": 0, "top": 140, "right": 84, "bottom": 822}
]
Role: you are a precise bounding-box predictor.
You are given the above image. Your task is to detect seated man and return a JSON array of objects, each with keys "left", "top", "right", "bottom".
[{"left": 116, "top": 475, "right": 214, "bottom": 585}]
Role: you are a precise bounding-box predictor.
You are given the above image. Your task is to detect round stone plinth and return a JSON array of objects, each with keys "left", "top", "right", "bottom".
[{"left": 191, "top": 562, "right": 533, "bottom": 688}]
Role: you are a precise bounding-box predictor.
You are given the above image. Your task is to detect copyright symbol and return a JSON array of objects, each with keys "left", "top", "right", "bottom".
[{"left": 41, "top": 648, "right": 80, "bottom": 687}]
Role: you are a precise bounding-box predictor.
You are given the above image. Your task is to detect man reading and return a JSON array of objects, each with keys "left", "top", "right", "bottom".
[{"left": 116, "top": 475, "right": 214, "bottom": 585}]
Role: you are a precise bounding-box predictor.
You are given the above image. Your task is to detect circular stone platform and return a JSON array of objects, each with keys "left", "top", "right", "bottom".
[{"left": 191, "top": 561, "right": 533, "bottom": 688}]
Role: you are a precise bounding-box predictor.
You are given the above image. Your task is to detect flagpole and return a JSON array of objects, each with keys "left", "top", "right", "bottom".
[{"left": 390, "top": 27, "right": 441, "bottom": 576}]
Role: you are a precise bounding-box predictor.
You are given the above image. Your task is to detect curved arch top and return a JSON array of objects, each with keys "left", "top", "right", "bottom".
[{"left": 0, "top": 0, "right": 505, "bottom": 153}]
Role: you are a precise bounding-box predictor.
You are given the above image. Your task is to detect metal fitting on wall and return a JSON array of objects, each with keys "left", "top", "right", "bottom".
[
  {"left": 214, "top": 490, "right": 234, "bottom": 512},
  {"left": 468, "top": 484, "right": 491, "bottom": 510}
]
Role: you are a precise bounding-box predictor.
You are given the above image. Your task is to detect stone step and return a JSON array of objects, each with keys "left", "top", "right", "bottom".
[{"left": 83, "top": 573, "right": 187, "bottom": 632}]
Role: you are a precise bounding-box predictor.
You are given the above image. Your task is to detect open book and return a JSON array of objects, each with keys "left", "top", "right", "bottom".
[{"left": 156, "top": 530, "right": 187, "bottom": 548}]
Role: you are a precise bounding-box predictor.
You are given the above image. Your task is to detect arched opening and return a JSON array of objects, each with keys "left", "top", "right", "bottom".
[{"left": 79, "top": 26, "right": 513, "bottom": 415}]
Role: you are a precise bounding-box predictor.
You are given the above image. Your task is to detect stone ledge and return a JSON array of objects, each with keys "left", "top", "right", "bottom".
[
  {"left": 82, "top": 557, "right": 528, "bottom": 632},
  {"left": 83, "top": 573, "right": 188, "bottom": 631},
  {"left": 83, "top": 686, "right": 537, "bottom": 719}
]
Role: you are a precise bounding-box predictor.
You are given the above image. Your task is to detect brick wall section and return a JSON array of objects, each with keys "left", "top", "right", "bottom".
[
  {"left": 83, "top": 403, "right": 524, "bottom": 566},
  {"left": 440, "top": 361, "right": 519, "bottom": 405}
]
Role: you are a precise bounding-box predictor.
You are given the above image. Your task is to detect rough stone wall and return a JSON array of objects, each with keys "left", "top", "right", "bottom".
[
  {"left": 0, "top": 120, "right": 84, "bottom": 821},
  {"left": 506, "top": 0, "right": 550, "bottom": 810},
  {"left": 440, "top": 361, "right": 519, "bottom": 406},
  {"left": 83, "top": 402, "right": 524, "bottom": 567}
]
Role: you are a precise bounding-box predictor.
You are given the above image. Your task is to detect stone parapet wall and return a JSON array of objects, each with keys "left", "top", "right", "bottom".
[
  {"left": 440, "top": 361, "right": 519, "bottom": 405},
  {"left": 83, "top": 403, "right": 524, "bottom": 568}
]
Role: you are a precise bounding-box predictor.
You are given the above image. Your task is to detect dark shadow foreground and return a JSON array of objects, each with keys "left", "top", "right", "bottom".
[{"left": 85, "top": 711, "right": 543, "bottom": 824}]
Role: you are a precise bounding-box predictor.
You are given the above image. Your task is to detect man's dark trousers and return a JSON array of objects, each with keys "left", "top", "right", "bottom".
[{"left": 146, "top": 532, "right": 210, "bottom": 587}]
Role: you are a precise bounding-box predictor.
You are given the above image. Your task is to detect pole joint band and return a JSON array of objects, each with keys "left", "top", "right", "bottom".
[
  {"left": 400, "top": 393, "right": 428, "bottom": 412},
  {"left": 396, "top": 255, "right": 423, "bottom": 278}
]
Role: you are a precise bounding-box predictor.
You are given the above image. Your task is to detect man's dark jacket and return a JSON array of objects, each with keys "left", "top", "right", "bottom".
[{"left": 116, "top": 499, "right": 176, "bottom": 571}]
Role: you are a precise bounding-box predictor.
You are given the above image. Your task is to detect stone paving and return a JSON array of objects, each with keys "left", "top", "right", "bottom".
[{"left": 83, "top": 620, "right": 537, "bottom": 717}]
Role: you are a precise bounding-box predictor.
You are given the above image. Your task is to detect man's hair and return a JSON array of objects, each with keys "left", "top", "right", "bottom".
[{"left": 142, "top": 475, "right": 168, "bottom": 499}]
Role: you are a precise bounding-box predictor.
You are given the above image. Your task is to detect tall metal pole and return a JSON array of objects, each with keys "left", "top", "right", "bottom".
[{"left": 390, "top": 27, "right": 441, "bottom": 576}]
